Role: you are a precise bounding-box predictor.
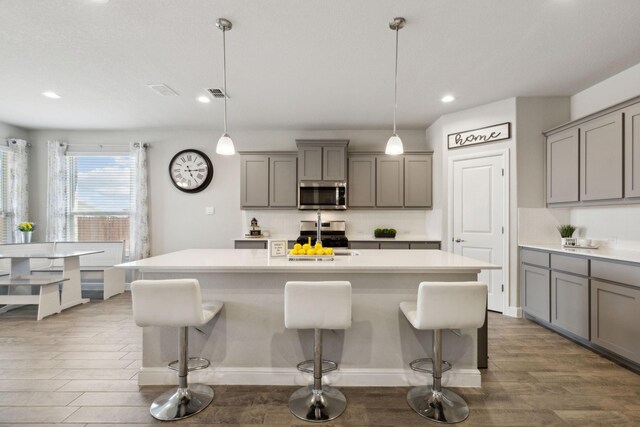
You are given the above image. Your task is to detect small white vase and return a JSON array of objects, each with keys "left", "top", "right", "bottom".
[{"left": 20, "top": 231, "right": 32, "bottom": 244}]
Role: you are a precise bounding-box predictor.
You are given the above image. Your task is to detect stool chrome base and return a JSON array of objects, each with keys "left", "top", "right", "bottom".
[
  {"left": 407, "top": 386, "right": 469, "bottom": 424},
  {"left": 150, "top": 383, "right": 214, "bottom": 421},
  {"left": 288, "top": 384, "right": 347, "bottom": 423}
]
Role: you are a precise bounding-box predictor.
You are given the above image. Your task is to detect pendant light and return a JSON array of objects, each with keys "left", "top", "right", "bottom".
[
  {"left": 385, "top": 17, "right": 405, "bottom": 155},
  {"left": 215, "top": 18, "right": 235, "bottom": 155}
]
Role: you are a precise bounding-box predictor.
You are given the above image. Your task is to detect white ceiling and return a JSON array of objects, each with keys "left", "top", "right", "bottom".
[{"left": 1, "top": 0, "right": 640, "bottom": 131}]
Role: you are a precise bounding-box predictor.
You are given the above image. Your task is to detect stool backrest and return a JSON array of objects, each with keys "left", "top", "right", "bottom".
[
  {"left": 285, "top": 281, "right": 352, "bottom": 330},
  {"left": 416, "top": 281, "right": 487, "bottom": 330},
  {"left": 131, "top": 279, "right": 207, "bottom": 327}
]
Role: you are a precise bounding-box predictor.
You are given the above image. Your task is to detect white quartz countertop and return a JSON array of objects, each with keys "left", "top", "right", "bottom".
[
  {"left": 234, "top": 235, "right": 440, "bottom": 242},
  {"left": 520, "top": 243, "right": 640, "bottom": 264},
  {"left": 118, "top": 249, "right": 497, "bottom": 273}
]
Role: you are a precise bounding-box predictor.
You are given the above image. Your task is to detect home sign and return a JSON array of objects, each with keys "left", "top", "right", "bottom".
[{"left": 447, "top": 122, "right": 511, "bottom": 149}]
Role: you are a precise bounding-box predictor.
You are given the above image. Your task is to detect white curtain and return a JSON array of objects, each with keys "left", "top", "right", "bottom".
[
  {"left": 129, "top": 142, "right": 150, "bottom": 260},
  {"left": 46, "top": 140, "right": 68, "bottom": 242},
  {"left": 6, "top": 139, "right": 29, "bottom": 243}
]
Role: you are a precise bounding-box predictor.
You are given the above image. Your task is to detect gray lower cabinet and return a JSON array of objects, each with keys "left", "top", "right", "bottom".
[
  {"left": 546, "top": 127, "right": 579, "bottom": 204},
  {"left": 379, "top": 242, "right": 410, "bottom": 250},
  {"left": 240, "top": 155, "right": 269, "bottom": 208},
  {"left": 551, "top": 271, "right": 589, "bottom": 339},
  {"left": 349, "top": 241, "right": 440, "bottom": 250},
  {"left": 591, "top": 279, "right": 640, "bottom": 364},
  {"left": 521, "top": 263, "right": 550, "bottom": 322},
  {"left": 269, "top": 156, "right": 297, "bottom": 207},
  {"left": 624, "top": 102, "right": 640, "bottom": 198},
  {"left": 580, "top": 111, "right": 623, "bottom": 201},
  {"left": 350, "top": 241, "right": 381, "bottom": 250},
  {"left": 404, "top": 155, "right": 432, "bottom": 208},
  {"left": 376, "top": 156, "right": 404, "bottom": 207},
  {"left": 235, "top": 241, "right": 267, "bottom": 249},
  {"left": 348, "top": 155, "right": 376, "bottom": 207},
  {"left": 409, "top": 242, "right": 441, "bottom": 250}
]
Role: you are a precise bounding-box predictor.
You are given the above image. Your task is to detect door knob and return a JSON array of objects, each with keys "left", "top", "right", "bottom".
[{"left": 454, "top": 238, "right": 465, "bottom": 243}]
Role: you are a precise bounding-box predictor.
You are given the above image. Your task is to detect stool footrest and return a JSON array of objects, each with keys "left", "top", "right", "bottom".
[
  {"left": 168, "top": 357, "right": 211, "bottom": 372},
  {"left": 296, "top": 359, "right": 338, "bottom": 374},
  {"left": 409, "top": 358, "right": 452, "bottom": 374}
]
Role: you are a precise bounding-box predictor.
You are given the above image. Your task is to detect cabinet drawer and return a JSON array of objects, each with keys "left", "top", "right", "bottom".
[
  {"left": 409, "top": 242, "right": 440, "bottom": 250},
  {"left": 234, "top": 241, "right": 267, "bottom": 249},
  {"left": 591, "top": 279, "right": 640, "bottom": 364},
  {"left": 521, "top": 249, "right": 549, "bottom": 267},
  {"left": 591, "top": 260, "right": 640, "bottom": 287},
  {"left": 349, "top": 241, "right": 380, "bottom": 250},
  {"left": 380, "top": 242, "right": 410, "bottom": 250},
  {"left": 550, "top": 253, "right": 588, "bottom": 276},
  {"left": 551, "top": 271, "right": 589, "bottom": 339}
]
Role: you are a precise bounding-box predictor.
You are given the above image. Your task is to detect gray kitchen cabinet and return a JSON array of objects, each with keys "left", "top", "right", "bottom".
[
  {"left": 240, "top": 155, "right": 269, "bottom": 208},
  {"left": 546, "top": 127, "right": 579, "bottom": 204},
  {"left": 591, "top": 279, "right": 640, "bottom": 364},
  {"left": 235, "top": 241, "right": 267, "bottom": 249},
  {"left": 579, "top": 111, "right": 623, "bottom": 201},
  {"left": 521, "top": 263, "right": 550, "bottom": 322},
  {"left": 404, "top": 155, "right": 432, "bottom": 208},
  {"left": 349, "top": 241, "right": 380, "bottom": 250},
  {"left": 348, "top": 155, "right": 376, "bottom": 207},
  {"left": 624, "top": 102, "right": 640, "bottom": 198},
  {"left": 297, "top": 140, "right": 348, "bottom": 182},
  {"left": 379, "top": 242, "right": 410, "bottom": 250},
  {"left": 376, "top": 156, "right": 404, "bottom": 207},
  {"left": 269, "top": 155, "right": 297, "bottom": 207},
  {"left": 551, "top": 271, "right": 589, "bottom": 340},
  {"left": 409, "top": 242, "right": 441, "bottom": 250}
]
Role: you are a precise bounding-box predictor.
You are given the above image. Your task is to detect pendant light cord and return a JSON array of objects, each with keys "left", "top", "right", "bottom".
[
  {"left": 393, "top": 26, "right": 399, "bottom": 135},
  {"left": 222, "top": 27, "right": 228, "bottom": 134}
]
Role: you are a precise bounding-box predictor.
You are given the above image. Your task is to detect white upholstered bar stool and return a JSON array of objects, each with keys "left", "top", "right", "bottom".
[
  {"left": 131, "top": 279, "right": 223, "bottom": 421},
  {"left": 400, "top": 281, "right": 487, "bottom": 424},
  {"left": 284, "top": 281, "right": 352, "bottom": 423}
]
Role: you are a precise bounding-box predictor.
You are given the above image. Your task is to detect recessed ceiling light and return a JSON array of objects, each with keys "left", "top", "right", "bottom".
[
  {"left": 197, "top": 95, "right": 211, "bottom": 104},
  {"left": 441, "top": 95, "right": 455, "bottom": 103},
  {"left": 42, "top": 91, "right": 61, "bottom": 99}
]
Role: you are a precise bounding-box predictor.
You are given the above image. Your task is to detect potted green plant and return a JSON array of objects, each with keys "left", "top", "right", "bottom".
[
  {"left": 557, "top": 224, "right": 577, "bottom": 246},
  {"left": 17, "top": 222, "right": 35, "bottom": 244},
  {"left": 374, "top": 228, "right": 397, "bottom": 238}
]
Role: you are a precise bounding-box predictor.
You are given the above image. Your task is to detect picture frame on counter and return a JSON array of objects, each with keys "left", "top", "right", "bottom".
[
  {"left": 448, "top": 122, "right": 511, "bottom": 149},
  {"left": 268, "top": 239, "right": 288, "bottom": 258}
]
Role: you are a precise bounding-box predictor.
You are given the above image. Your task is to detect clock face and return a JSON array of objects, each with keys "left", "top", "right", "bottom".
[{"left": 169, "top": 149, "right": 213, "bottom": 193}]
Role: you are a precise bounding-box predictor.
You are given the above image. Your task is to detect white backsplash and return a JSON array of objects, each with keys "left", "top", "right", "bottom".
[
  {"left": 241, "top": 210, "right": 434, "bottom": 239},
  {"left": 518, "top": 208, "right": 570, "bottom": 244}
]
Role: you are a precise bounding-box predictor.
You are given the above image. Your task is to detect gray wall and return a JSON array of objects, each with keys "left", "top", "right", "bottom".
[
  {"left": 0, "top": 121, "right": 29, "bottom": 140},
  {"left": 27, "top": 128, "right": 427, "bottom": 255}
]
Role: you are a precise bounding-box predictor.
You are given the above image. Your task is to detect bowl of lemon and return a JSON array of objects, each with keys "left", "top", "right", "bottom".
[{"left": 288, "top": 241, "right": 334, "bottom": 261}]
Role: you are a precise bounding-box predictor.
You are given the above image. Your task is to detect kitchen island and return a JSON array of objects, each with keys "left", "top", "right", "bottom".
[{"left": 117, "top": 249, "right": 498, "bottom": 387}]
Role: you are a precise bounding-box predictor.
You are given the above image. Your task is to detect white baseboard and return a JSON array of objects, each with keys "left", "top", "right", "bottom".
[
  {"left": 504, "top": 305, "right": 522, "bottom": 318},
  {"left": 137, "top": 366, "right": 482, "bottom": 388}
]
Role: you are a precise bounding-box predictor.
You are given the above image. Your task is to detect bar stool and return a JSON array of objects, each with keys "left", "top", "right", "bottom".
[
  {"left": 284, "top": 281, "right": 352, "bottom": 423},
  {"left": 131, "top": 279, "right": 223, "bottom": 421},
  {"left": 400, "top": 281, "right": 487, "bottom": 424}
]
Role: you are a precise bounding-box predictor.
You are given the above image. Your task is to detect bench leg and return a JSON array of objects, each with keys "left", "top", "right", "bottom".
[
  {"left": 37, "top": 283, "right": 61, "bottom": 321},
  {"left": 103, "top": 268, "right": 125, "bottom": 300}
]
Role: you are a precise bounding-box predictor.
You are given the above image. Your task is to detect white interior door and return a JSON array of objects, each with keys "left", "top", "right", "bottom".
[{"left": 452, "top": 153, "right": 505, "bottom": 312}]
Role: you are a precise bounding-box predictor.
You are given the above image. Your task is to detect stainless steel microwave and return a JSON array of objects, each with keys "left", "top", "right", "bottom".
[{"left": 298, "top": 181, "right": 347, "bottom": 210}]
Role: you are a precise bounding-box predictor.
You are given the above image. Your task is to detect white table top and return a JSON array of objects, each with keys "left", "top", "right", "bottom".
[
  {"left": 0, "top": 275, "right": 69, "bottom": 286},
  {"left": 117, "top": 248, "right": 499, "bottom": 274},
  {"left": 0, "top": 250, "right": 103, "bottom": 259},
  {"left": 520, "top": 243, "right": 640, "bottom": 264}
]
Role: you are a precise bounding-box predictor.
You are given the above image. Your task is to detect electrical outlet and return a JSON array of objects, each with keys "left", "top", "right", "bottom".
[{"left": 206, "top": 207, "right": 214, "bottom": 215}]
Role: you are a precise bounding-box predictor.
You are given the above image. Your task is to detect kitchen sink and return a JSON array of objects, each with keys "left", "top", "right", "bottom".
[{"left": 333, "top": 250, "right": 360, "bottom": 256}]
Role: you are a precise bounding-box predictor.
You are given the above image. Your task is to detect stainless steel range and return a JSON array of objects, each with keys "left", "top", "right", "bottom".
[{"left": 296, "top": 220, "right": 349, "bottom": 248}]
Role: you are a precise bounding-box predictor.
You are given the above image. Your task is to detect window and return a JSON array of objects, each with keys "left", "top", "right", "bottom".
[
  {"left": 0, "top": 148, "right": 10, "bottom": 243},
  {"left": 64, "top": 154, "right": 133, "bottom": 252}
]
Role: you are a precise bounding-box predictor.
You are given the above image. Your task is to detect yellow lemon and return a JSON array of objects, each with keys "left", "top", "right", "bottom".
[
  {"left": 307, "top": 249, "right": 316, "bottom": 256},
  {"left": 294, "top": 243, "right": 302, "bottom": 250},
  {"left": 314, "top": 243, "right": 323, "bottom": 250},
  {"left": 325, "top": 248, "right": 333, "bottom": 255},
  {"left": 298, "top": 249, "right": 306, "bottom": 255},
  {"left": 289, "top": 249, "right": 298, "bottom": 255},
  {"left": 303, "top": 243, "right": 311, "bottom": 250}
]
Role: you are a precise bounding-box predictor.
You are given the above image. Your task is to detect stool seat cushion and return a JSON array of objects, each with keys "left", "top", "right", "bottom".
[
  {"left": 285, "top": 281, "right": 351, "bottom": 330},
  {"left": 131, "top": 279, "right": 223, "bottom": 328},
  {"left": 400, "top": 281, "right": 487, "bottom": 330}
]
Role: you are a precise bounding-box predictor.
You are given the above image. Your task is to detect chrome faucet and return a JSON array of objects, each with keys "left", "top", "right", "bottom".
[{"left": 316, "top": 209, "right": 322, "bottom": 246}]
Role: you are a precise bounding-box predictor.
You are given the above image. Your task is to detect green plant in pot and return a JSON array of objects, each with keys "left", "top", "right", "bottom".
[
  {"left": 557, "top": 224, "right": 577, "bottom": 246},
  {"left": 374, "top": 228, "right": 397, "bottom": 238}
]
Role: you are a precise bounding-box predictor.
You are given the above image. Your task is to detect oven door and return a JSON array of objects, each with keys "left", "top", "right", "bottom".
[{"left": 298, "top": 181, "right": 347, "bottom": 210}]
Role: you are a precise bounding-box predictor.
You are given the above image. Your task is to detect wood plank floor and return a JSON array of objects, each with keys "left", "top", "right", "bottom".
[{"left": 0, "top": 293, "right": 638, "bottom": 426}]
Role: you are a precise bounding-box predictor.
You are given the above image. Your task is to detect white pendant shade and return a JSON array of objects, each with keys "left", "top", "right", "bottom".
[
  {"left": 216, "top": 133, "right": 235, "bottom": 155},
  {"left": 385, "top": 134, "right": 404, "bottom": 155}
]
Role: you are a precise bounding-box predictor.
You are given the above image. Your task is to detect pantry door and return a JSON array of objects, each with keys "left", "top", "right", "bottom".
[{"left": 451, "top": 151, "right": 507, "bottom": 313}]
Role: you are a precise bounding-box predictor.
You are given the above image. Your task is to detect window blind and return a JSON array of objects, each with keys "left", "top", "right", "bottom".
[
  {"left": 65, "top": 154, "right": 133, "bottom": 252},
  {"left": 0, "top": 149, "right": 10, "bottom": 243}
]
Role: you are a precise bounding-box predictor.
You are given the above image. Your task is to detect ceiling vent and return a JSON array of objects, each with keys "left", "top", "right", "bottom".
[
  {"left": 207, "top": 88, "right": 228, "bottom": 98},
  {"left": 146, "top": 84, "right": 179, "bottom": 97}
]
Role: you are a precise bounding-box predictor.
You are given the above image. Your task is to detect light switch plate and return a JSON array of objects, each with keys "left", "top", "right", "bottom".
[{"left": 206, "top": 207, "right": 214, "bottom": 215}]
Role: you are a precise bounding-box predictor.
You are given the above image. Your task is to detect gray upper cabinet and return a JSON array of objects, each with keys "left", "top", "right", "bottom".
[
  {"left": 404, "top": 155, "right": 432, "bottom": 208},
  {"left": 546, "top": 127, "right": 579, "bottom": 204},
  {"left": 296, "top": 140, "right": 348, "bottom": 182},
  {"left": 624, "top": 103, "right": 640, "bottom": 198},
  {"left": 240, "top": 155, "right": 269, "bottom": 208},
  {"left": 269, "top": 155, "right": 297, "bottom": 207},
  {"left": 580, "top": 111, "right": 623, "bottom": 201},
  {"left": 240, "top": 153, "right": 297, "bottom": 209},
  {"left": 348, "top": 155, "right": 376, "bottom": 207},
  {"left": 376, "top": 156, "right": 404, "bottom": 207}
]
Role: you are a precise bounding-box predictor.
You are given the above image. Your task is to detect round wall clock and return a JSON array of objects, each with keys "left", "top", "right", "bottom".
[{"left": 169, "top": 149, "right": 214, "bottom": 193}]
